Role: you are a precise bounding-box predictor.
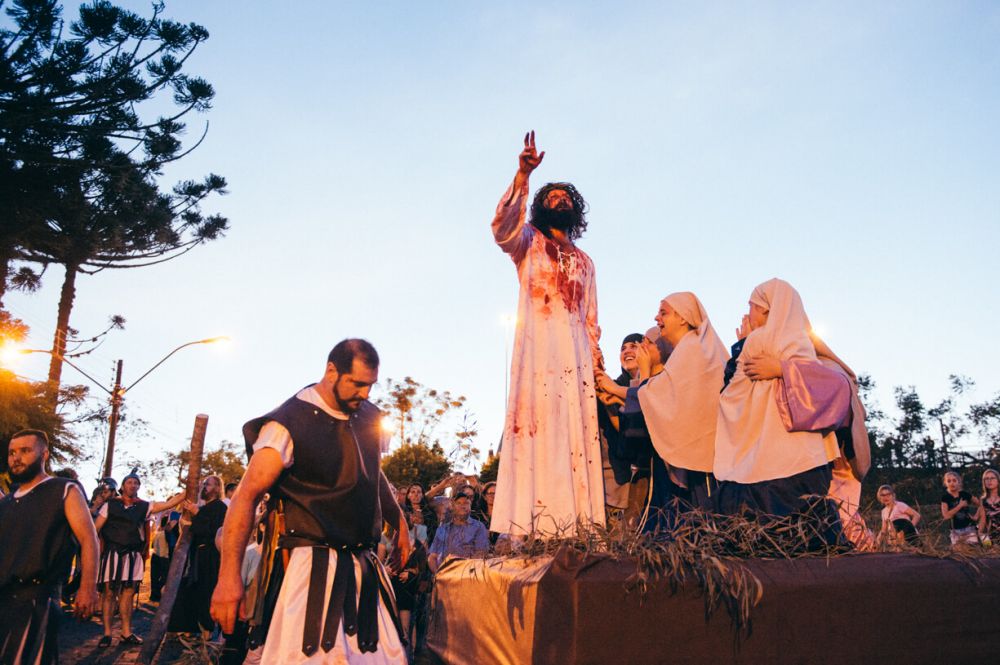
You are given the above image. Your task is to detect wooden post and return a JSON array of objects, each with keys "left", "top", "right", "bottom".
[
  {"left": 102, "top": 359, "right": 123, "bottom": 479},
  {"left": 140, "top": 413, "right": 209, "bottom": 664}
]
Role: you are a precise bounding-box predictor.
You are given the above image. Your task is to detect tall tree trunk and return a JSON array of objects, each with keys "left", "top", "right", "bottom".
[
  {"left": 46, "top": 262, "right": 79, "bottom": 407},
  {"left": 938, "top": 419, "right": 950, "bottom": 468},
  {"left": 0, "top": 248, "right": 11, "bottom": 309}
]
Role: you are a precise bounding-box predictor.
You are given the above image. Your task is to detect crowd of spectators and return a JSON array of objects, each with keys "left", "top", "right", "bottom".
[
  {"left": 20, "top": 469, "right": 229, "bottom": 651},
  {"left": 875, "top": 470, "right": 1000, "bottom": 550},
  {"left": 5, "top": 432, "right": 999, "bottom": 664},
  {"left": 378, "top": 474, "right": 492, "bottom": 659}
]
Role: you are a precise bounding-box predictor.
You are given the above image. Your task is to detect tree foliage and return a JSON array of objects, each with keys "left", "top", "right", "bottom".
[
  {"left": 478, "top": 449, "right": 499, "bottom": 484},
  {"left": 0, "top": 0, "right": 228, "bottom": 391},
  {"left": 0, "top": 367, "right": 87, "bottom": 467},
  {"left": 0, "top": 309, "right": 28, "bottom": 342},
  {"left": 861, "top": 374, "right": 1000, "bottom": 472},
  {"left": 374, "top": 376, "right": 481, "bottom": 469},
  {"left": 1, "top": 312, "right": 92, "bottom": 490},
  {"left": 123, "top": 439, "right": 245, "bottom": 495},
  {"left": 380, "top": 442, "right": 452, "bottom": 492}
]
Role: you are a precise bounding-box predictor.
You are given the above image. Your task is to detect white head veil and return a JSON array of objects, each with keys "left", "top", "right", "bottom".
[
  {"left": 637, "top": 292, "right": 729, "bottom": 472},
  {"left": 714, "top": 279, "right": 839, "bottom": 483}
]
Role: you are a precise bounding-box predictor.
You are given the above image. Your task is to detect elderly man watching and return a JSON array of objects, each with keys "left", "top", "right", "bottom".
[{"left": 428, "top": 488, "right": 489, "bottom": 572}]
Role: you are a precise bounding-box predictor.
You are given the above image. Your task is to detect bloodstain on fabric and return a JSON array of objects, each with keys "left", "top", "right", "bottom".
[
  {"left": 541, "top": 236, "right": 585, "bottom": 314},
  {"left": 543, "top": 239, "right": 560, "bottom": 263}
]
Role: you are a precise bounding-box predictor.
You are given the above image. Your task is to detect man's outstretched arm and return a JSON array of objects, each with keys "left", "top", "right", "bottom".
[
  {"left": 210, "top": 447, "right": 283, "bottom": 634},
  {"left": 493, "top": 131, "right": 544, "bottom": 260},
  {"left": 149, "top": 491, "right": 186, "bottom": 515}
]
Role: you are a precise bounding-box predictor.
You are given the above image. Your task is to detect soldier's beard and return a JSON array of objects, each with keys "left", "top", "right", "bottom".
[
  {"left": 9, "top": 457, "right": 43, "bottom": 483},
  {"left": 333, "top": 380, "right": 362, "bottom": 413}
]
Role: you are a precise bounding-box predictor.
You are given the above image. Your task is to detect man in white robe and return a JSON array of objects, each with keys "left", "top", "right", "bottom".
[{"left": 490, "top": 131, "right": 606, "bottom": 537}]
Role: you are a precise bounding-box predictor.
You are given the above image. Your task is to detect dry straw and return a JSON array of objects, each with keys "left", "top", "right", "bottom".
[{"left": 490, "top": 496, "right": 998, "bottom": 639}]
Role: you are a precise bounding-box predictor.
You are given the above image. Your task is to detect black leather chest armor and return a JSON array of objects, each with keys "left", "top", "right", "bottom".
[
  {"left": 0, "top": 478, "right": 76, "bottom": 587},
  {"left": 102, "top": 497, "right": 149, "bottom": 551},
  {"left": 243, "top": 390, "right": 384, "bottom": 549}
]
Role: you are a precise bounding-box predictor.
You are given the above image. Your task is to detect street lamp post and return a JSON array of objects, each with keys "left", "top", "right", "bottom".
[{"left": 20, "top": 336, "right": 229, "bottom": 479}]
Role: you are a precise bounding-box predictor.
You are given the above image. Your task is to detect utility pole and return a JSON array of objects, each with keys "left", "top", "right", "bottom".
[
  {"left": 22, "top": 336, "right": 227, "bottom": 479},
  {"left": 102, "top": 360, "right": 124, "bottom": 479}
]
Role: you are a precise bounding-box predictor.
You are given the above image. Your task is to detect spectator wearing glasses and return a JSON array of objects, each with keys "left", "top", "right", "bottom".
[
  {"left": 478, "top": 482, "right": 497, "bottom": 521},
  {"left": 428, "top": 489, "right": 489, "bottom": 572}
]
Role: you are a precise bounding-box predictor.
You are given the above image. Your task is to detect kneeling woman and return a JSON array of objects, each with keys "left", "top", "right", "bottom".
[{"left": 714, "top": 278, "right": 845, "bottom": 546}]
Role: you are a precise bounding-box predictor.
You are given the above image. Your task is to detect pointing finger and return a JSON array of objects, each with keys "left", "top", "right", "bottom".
[{"left": 530, "top": 130, "right": 535, "bottom": 148}]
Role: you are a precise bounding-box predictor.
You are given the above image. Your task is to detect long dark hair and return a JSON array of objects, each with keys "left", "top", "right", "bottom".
[
  {"left": 405, "top": 483, "right": 430, "bottom": 512},
  {"left": 529, "top": 182, "right": 589, "bottom": 242}
]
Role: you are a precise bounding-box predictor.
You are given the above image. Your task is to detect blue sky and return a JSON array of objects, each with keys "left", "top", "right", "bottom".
[{"left": 5, "top": 1, "right": 1000, "bottom": 491}]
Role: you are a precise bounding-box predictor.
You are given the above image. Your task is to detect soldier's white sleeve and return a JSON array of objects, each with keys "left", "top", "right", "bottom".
[{"left": 252, "top": 421, "right": 294, "bottom": 469}]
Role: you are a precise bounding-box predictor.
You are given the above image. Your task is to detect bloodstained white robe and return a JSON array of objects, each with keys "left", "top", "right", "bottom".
[{"left": 490, "top": 179, "right": 606, "bottom": 537}]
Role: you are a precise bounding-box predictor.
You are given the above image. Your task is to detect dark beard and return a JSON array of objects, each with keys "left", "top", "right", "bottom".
[
  {"left": 532, "top": 206, "right": 580, "bottom": 236},
  {"left": 332, "top": 380, "right": 361, "bottom": 413},
  {"left": 9, "top": 457, "right": 44, "bottom": 483}
]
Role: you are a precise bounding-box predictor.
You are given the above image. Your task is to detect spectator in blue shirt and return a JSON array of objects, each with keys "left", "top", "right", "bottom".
[{"left": 428, "top": 489, "right": 489, "bottom": 572}]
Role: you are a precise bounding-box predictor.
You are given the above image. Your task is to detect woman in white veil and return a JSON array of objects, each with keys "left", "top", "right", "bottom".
[
  {"left": 714, "top": 279, "right": 844, "bottom": 544},
  {"left": 598, "top": 292, "right": 728, "bottom": 527}
]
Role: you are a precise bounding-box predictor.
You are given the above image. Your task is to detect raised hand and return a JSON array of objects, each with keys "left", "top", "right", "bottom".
[
  {"left": 736, "top": 315, "right": 751, "bottom": 341},
  {"left": 517, "top": 130, "right": 545, "bottom": 177},
  {"left": 635, "top": 343, "right": 653, "bottom": 379}
]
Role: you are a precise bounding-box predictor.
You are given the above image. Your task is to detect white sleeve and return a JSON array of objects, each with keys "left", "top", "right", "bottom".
[
  {"left": 253, "top": 421, "right": 294, "bottom": 469},
  {"left": 99, "top": 502, "right": 109, "bottom": 518}
]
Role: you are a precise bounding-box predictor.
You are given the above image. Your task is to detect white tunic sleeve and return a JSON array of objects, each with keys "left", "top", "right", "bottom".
[
  {"left": 583, "top": 256, "right": 604, "bottom": 371},
  {"left": 253, "top": 421, "right": 294, "bottom": 469},
  {"left": 491, "top": 178, "right": 533, "bottom": 264}
]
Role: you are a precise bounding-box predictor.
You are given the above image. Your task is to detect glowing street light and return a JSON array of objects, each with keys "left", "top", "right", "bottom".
[
  {"left": 379, "top": 416, "right": 397, "bottom": 455},
  {"left": 21, "top": 335, "right": 230, "bottom": 478},
  {"left": 0, "top": 339, "right": 25, "bottom": 367}
]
